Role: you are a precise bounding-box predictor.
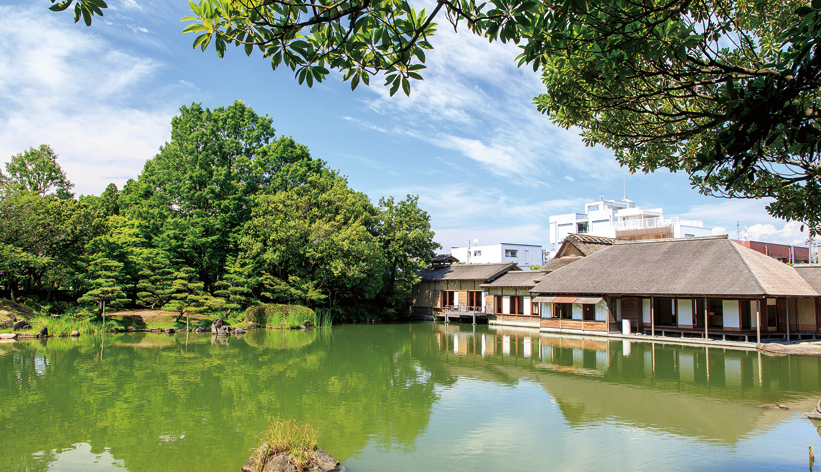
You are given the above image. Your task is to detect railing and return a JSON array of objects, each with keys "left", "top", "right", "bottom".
[
  {"left": 613, "top": 217, "right": 703, "bottom": 230},
  {"left": 444, "top": 304, "right": 486, "bottom": 314}
]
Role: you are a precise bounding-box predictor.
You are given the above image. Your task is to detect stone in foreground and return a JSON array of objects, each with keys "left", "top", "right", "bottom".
[{"left": 241, "top": 444, "right": 341, "bottom": 472}]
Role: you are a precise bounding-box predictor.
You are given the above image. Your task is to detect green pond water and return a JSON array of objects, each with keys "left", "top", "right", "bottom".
[{"left": 2, "top": 322, "right": 821, "bottom": 471}]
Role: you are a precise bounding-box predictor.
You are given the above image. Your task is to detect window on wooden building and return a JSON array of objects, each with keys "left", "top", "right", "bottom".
[
  {"left": 554, "top": 303, "right": 572, "bottom": 319},
  {"left": 582, "top": 304, "right": 595, "bottom": 321},
  {"left": 442, "top": 291, "right": 455, "bottom": 307},
  {"left": 467, "top": 291, "right": 482, "bottom": 309},
  {"left": 510, "top": 296, "right": 524, "bottom": 314}
]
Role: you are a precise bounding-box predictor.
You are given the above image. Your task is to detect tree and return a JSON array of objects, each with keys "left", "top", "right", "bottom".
[
  {"left": 121, "top": 101, "right": 324, "bottom": 290},
  {"left": 239, "top": 171, "right": 386, "bottom": 314},
  {"left": 376, "top": 195, "right": 439, "bottom": 317},
  {"left": 1, "top": 145, "right": 74, "bottom": 199},
  {"left": 163, "top": 267, "right": 216, "bottom": 331},
  {"left": 78, "top": 256, "right": 128, "bottom": 325},
  {"left": 135, "top": 249, "right": 177, "bottom": 310}
]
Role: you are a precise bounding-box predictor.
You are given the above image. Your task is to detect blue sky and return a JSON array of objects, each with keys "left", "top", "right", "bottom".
[{"left": 0, "top": 1, "right": 813, "bottom": 252}]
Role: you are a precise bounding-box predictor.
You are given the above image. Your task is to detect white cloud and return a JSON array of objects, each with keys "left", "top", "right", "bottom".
[
  {"left": 744, "top": 221, "right": 809, "bottom": 246},
  {"left": 350, "top": 15, "right": 622, "bottom": 186},
  {"left": 0, "top": 5, "right": 175, "bottom": 195}
]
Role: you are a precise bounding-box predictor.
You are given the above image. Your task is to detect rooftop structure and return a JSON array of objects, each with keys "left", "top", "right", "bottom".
[{"left": 547, "top": 197, "right": 713, "bottom": 257}]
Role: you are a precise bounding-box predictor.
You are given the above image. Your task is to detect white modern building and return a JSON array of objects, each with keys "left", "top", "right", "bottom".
[
  {"left": 548, "top": 198, "right": 713, "bottom": 257},
  {"left": 451, "top": 243, "right": 543, "bottom": 270}
]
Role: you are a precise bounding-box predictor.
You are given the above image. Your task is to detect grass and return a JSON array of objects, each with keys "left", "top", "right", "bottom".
[
  {"left": 0, "top": 309, "right": 219, "bottom": 336},
  {"left": 255, "top": 418, "right": 318, "bottom": 471}
]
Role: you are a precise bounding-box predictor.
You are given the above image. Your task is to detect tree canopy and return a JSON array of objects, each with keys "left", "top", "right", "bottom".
[
  {"left": 2, "top": 101, "right": 440, "bottom": 321},
  {"left": 50, "top": 0, "right": 821, "bottom": 234}
]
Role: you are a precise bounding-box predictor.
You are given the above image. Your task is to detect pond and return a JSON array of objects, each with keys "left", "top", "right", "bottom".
[{"left": 1, "top": 322, "right": 820, "bottom": 471}]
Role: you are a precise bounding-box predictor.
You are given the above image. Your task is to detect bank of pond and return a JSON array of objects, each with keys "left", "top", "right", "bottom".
[{"left": 2, "top": 322, "right": 820, "bottom": 471}]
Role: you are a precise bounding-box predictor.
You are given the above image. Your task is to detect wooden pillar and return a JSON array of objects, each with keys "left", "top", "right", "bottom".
[
  {"left": 704, "top": 297, "right": 709, "bottom": 339},
  {"left": 651, "top": 296, "right": 655, "bottom": 337},
  {"left": 784, "top": 298, "right": 790, "bottom": 341},
  {"left": 756, "top": 299, "right": 761, "bottom": 344}
]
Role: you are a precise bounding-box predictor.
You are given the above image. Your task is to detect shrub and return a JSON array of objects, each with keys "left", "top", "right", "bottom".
[{"left": 243, "top": 304, "right": 316, "bottom": 329}]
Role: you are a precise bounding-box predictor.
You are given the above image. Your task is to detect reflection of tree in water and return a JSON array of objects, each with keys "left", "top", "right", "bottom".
[{"left": 0, "top": 324, "right": 451, "bottom": 472}]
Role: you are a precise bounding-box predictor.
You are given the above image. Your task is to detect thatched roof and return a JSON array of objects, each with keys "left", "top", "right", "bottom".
[
  {"left": 480, "top": 271, "right": 542, "bottom": 288},
  {"left": 795, "top": 265, "right": 821, "bottom": 292},
  {"left": 559, "top": 234, "right": 616, "bottom": 257},
  {"left": 419, "top": 263, "right": 519, "bottom": 282},
  {"left": 542, "top": 255, "right": 583, "bottom": 273},
  {"left": 531, "top": 236, "right": 818, "bottom": 298},
  {"left": 542, "top": 234, "right": 616, "bottom": 273}
]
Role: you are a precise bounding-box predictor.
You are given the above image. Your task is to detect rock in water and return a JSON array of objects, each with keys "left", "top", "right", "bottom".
[
  {"left": 217, "top": 325, "right": 230, "bottom": 337},
  {"left": 38, "top": 326, "right": 48, "bottom": 338},
  {"left": 211, "top": 317, "right": 224, "bottom": 334},
  {"left": 241, "top": 444, "right": 342, "bottom": 472},
  {"left": 70, "top": 330, "right": 80, "bottom": 337}
]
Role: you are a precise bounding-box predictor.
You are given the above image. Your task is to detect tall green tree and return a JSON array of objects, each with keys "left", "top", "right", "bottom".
[
  {"left": 0, "top": 193, "right": 102, "bottom": 299},
  {"left": 1, "top": 145, "right": 74, "bottom": 200},
  {"left": 376, "top": 195, "right": 439, "bottom": 317},
  {"left": 121, "top": 101, "right": 326, "bottom": 290},
  {"left": 239, "top": 171, "right": 386, "bottom": 314}
]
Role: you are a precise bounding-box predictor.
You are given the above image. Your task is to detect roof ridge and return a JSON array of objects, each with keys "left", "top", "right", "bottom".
[{"left": 614, "top": 235, "right": 728, "bottom": 245}]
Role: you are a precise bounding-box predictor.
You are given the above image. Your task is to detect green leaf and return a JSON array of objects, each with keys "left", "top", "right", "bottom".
[{"left": 49, "top": 1, "right": 73, "bottom": 12}]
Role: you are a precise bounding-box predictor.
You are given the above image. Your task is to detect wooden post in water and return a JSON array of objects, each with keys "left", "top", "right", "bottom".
[{"left": 651, "top": 296, "right": 655, "bottom": 337}]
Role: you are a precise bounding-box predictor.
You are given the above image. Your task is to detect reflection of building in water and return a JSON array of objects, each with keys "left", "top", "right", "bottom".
[{"left": 432, "top": 324, "right": 821, "bottom": 444}]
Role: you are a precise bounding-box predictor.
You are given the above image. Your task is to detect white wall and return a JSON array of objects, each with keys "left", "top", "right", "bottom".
[
  {"left": 723, "top": 300, "right": 740, "bottom": 328},
  {"left": 642, "top": 298, "right": 652, "bottom": 324},
  {"left": 595, "top": 301, "right": 607, "bottom": 321},
  {"left": 677, "top": 299, "right": 693, "bottom": 327},
  {"left": 541, "top": 302, "right": 552, "bottom": 319},
  {"left": 450, "top": 243, "right": 543, "bottom": 269},
  {"left": 572, "top": 303, "right": 583, "bottom": 320}
]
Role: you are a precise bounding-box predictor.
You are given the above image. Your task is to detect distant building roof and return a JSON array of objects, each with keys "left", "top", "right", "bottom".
[
  {"left": 431, "top": 254, "right": 459, "bottom": 264},
  {"left": 480, "top": 271, "right": 542, "bottom": 288},
  {"left": 532, "top": 236, "right": 818, "bottom": 298},
  {"left": 419, "top": 263, "right": 519, "bottom": 282}
]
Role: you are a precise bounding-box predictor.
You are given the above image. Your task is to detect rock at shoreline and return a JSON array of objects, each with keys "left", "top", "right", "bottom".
[
  {"left": 194, "top": 326, "right": 208, "bottom": 333},
  {"left": 0, "top": 332, "right": 18, "bottom": 340},
  {"left": 235, "top": 328, "right": 246, "bottom": 335},
  {"left": 0, "top": 319, "right": 13, "bottom": 329},
  {"left": 241, "top": 444, "right": 341, "bottom": 472},
  {"left": 217, "top": 325, "right": 230, "bottom": 337},
  {"left": 70, "top": 330, "right": 80, "bottom": 337},
  {"left": 38, "top": 326, "right": 48, "bottom": 338},
  {"left": 12, "top": 320, "right": 31, "bottom": 331},
  {"left": 211, "top": 317, "right": 224, "bottom": 334},
  {"left": 165, "top": 328, "right": 176, "bottom": 335}
]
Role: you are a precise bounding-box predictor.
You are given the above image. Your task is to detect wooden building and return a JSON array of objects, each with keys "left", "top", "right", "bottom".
[
  {"left": 542, "top": 234, "right": 615, "bottom": 273},
  {"left": 480, "top": 271, "right": 543, "bottom": 327},
  {"left": 411, "top": 263, "right": 519, "bottom": 315},
  {"left": 531, "top": 236, "right": 820, "bottom": 342}
]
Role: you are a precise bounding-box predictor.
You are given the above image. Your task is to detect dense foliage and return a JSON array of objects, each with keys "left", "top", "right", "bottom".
[
  {"left": 0, "top": 101, "right": 439, "bottom": 322},
  {"left": 52, "top": 0, "right": 821, "bottom": 234}
]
